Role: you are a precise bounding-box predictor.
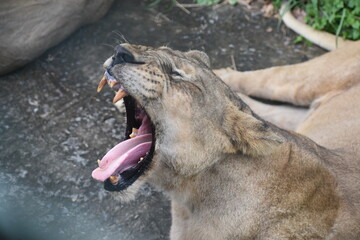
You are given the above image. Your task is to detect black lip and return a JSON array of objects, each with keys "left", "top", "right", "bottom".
[
  {"left": 113, "top": 45, "right": 136, "bottom": 65},
  {"left": 103, "top": 96, "right": 155, "bottom": 192},
  {"left": 104, "top": 133, "right": 155, "bottom": 191}
]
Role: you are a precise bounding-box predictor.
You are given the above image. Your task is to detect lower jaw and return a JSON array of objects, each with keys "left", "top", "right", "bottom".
[
  {"left": 103, "top": 134, "right": 155, "bottom": 192},
  {"left": 102, "top": 96, "right": 156, "bottom": 192}
]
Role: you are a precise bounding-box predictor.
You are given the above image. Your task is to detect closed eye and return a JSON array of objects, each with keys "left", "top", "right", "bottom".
[{"left": 170, "top": 70, "right": 183, "bottom": 78}]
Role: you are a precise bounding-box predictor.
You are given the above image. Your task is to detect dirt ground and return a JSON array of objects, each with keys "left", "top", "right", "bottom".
[{"left": 0, "top": 0, "right": 324, "bottom": 239}]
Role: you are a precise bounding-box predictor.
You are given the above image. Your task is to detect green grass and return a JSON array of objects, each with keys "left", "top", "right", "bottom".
[
  {"left": 273, "top": 0, "right": 360, "bottom": 40},
  {"left": 196, "top": 0, "right": 221, "bottom": 5},
  {"left": 148, "top": 0, "right": 360, "bottom": 41}
]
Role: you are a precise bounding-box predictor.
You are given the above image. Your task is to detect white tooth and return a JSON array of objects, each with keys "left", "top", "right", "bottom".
[
  {"left": 109, "top": 175, "right": 119, "bottom": 185},
  {"left": 97, "top": 75, "right": 107, "bottom": 93},
  {"left": 97, "top": 159, "right": 101, "bottom": 167},
  {"left": 129, "top": 128, "right": 138, "bottom": 138},
  {"left": 113, "top": 89, "right": 128, "bottom": 103},
  {"left": 138, "top": 157, "right": 144, "bottom": 163}
]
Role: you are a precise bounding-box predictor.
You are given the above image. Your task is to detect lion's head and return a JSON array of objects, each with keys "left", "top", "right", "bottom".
[{"left": 92, "top": 44, "right": 282, "bottom": 198}]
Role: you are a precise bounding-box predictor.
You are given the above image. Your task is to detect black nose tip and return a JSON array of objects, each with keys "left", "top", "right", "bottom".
[{"left": 112, "top": 45, "right": 135, "bottom": 66}]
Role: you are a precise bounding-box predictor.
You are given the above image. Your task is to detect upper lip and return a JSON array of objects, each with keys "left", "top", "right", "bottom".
[
  {"left": 97, "top": 70, "right": 128, "bottom": 103},
  {"left": 105, "top": 71, "right": 121, "bottom": 91},
  {"left": 97, "top": 49, "right": 146, "bottom": 103}
]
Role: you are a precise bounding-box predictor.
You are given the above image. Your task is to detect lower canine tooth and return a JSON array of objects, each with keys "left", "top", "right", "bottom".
[
  {"left": 113, "top": 90, "right": 128, "bottom": 103},
  {"left": 97, "top": 74, "right": 107, "bottom": 92},
  {"left": 109, "top": 175, "right": 119, "bottom": 185},
  {"left": 129, "top": 128, "right": 138, "bottom": 138}
]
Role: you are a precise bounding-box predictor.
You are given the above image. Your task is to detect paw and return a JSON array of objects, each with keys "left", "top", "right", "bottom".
[
  {"left": 213, "top": 67, "right": 236, "bottom": 80},
  {"left": 213, "top": 68, "right": 247, "bottom": 92}
]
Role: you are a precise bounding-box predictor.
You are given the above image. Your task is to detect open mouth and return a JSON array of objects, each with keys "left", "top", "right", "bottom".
[{"left": 91, "top": 70, "right": 155, "bottom": 192}]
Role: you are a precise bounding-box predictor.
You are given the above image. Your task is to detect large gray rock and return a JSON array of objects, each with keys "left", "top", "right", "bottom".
[{"left": 0, "top": 0, "right": 113, "bottom": 76}]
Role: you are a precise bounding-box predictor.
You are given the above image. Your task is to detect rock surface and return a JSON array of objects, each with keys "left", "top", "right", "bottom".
[
  {"left": 0, "top": 0, "right": 324, "bottom": 239},
  {"left": 0, "top": 0, "right": 113, "bottom": 75}
]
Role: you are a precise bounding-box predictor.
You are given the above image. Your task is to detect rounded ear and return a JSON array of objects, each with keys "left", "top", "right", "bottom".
[
  {"left": 223, "top": 103, "right": 284, "bottom": 156},
  {"left": 185, "top": 50, "right": 211, "bottom": 68}
]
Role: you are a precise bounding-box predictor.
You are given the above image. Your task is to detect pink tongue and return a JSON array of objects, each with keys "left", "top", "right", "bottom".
[
  {"left": 92, "top": 134, "right": 152, "bottom": 181},
  {"left": 92, "top": 107, "right": 153, "bottom": 182}
]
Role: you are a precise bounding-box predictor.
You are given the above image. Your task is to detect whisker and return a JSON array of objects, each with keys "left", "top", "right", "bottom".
[
  {"left": 113, "top": 38, "right": 122, "bottom": 45},
  {"left": 102, "top": 43, "right": 116, "bottom": 49},
  {"left": 112, "top": 31, "right": 130, "bottom": 43}
]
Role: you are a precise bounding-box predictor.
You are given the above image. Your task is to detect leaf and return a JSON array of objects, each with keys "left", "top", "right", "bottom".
[
  {"left": 353, "top": 29, "right": 360, "bottom": 39},
  {"left": 273, "top": 0, "right": 360, "bottom": 41},
  {"left": 196, "top": 0, "right": 221, "bottom": 5},
  {"left": 293, "top": 35, "right": 304, "bottom": 44},
  {"left": 229, "top": 0, "right": 238, "bottom": 5},
  {"left": 147, "top": 0, "right": 163, "bottom": 8}
]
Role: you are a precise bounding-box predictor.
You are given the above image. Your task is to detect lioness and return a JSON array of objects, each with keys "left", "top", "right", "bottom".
[{"left": 91, "top": 41, "right": 360, "bottom": 239}]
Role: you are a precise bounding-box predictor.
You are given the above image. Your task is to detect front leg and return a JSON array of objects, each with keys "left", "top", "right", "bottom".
[
  {"left": 214, "top": 41, "right": 360, "bottom": 107},
  {"left": 238, "top": 92, "right": 308, "bottom": 131}
]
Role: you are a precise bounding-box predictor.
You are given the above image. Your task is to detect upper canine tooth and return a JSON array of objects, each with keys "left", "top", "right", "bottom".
[
  {"left": 113, "top": 90, "right": 128, "bottom": 103},
  {"left": 97, "top": 74, "right": 107, "bottom": 92},
  {"left": 97, "top": 159, "right": 101, "bottom": 167}
]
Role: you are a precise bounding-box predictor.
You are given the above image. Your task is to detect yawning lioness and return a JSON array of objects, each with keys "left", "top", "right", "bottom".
[{"left": 92, "top": 43, "right": 360, "bottom": 239}]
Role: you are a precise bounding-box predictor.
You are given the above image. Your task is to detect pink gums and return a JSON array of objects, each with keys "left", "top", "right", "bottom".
[{"left": 92, "top": 115, "right": 152, "bottom": 182}]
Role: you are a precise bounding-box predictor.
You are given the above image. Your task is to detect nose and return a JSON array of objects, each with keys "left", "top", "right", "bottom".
[{"left": 111, "top": 45, "right": 135, "bottom": 66}]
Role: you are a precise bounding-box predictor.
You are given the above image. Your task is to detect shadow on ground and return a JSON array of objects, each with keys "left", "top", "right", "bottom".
[{"left": 0, "top": 0, "right": 324, "bottom": 239}]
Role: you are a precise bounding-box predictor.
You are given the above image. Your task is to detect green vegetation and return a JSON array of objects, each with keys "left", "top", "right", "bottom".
[
  {"left": 274, "top": 0, "right": 360, "bottom": 40},
  {"left": 196, "top": 0, "right": 238, "bottom": 5},
  {"left": 148, "top": 0, "right": 360, "bottom": 41},
  {"left": 196, "top": 0, "right": 221, "bottom": 5}
]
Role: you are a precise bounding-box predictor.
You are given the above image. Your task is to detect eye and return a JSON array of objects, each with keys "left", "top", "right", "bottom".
[{"left": 170, "top": 70, "right": 183, "bottom": 78}]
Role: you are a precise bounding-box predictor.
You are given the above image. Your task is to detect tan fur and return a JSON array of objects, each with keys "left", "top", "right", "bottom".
[
  {"left": 105, "top": 43, "right": 360, "bottom": 239},
  {"left": 237, "top": 92, "right": 308, "bottom": 131},
  {"left": 214, "top": 41, "right": 360, "bottom": 107}
]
